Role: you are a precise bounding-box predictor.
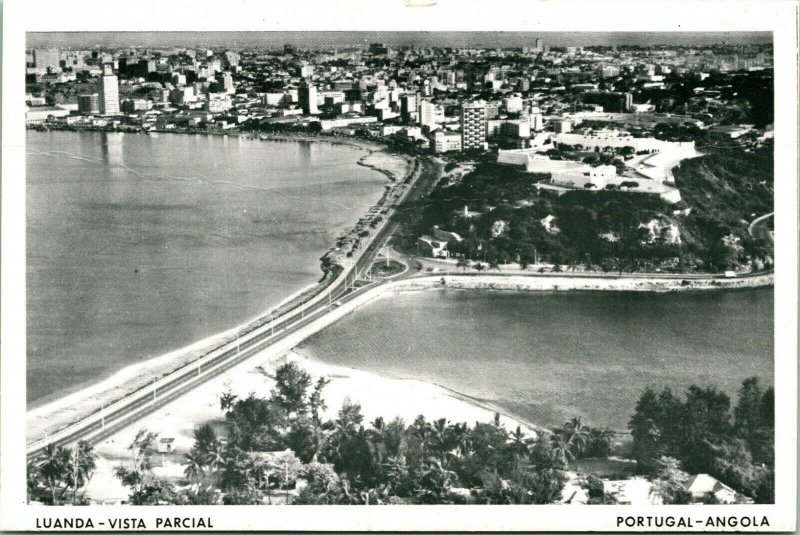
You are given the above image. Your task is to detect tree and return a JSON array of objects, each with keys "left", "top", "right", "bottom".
[
  {"left": 652, "top": 456, "right": 692, "bottom": 504},
  {"left": 38, "top": 444, "right": 71, "bottom": 505},
  {"left": 295, "top": 462, "right": 343, "bottom": 504},
  {"left": 183, "top": 449, "right": 207, "bottom": 482},
  {"left": 205, "top": 439, "right": 227, "bottom": 473},
  {"left": 415, "top": 458, "right": 458, "bottom": 504},
  {"left": 734, "top": 377, "right": 772, "bottom": 464},
  {"left": 549, "top": 434, "right": 575, "bottom": 467},
  {"left": 267, "top": 450, "right": 304, "bottom": 503},
  {"left": 584, "top": 427, "right": 615, "bottom": 458},
  {"left": 271, "top": 361, "right": 312, "bottom": 415},
  {"left": 114, "top": 428, "right": 165, "bottom": 504},
  {"left": 506, "top": 426, "right": 533, "bottom": 470},
  {"left": 628, "top": 388, "right": 683, "bottom": 471},
  {"left": 66, "top": 441, "right": 96, "bottom": 505},
  {"left": 680, "top": 386, "right": 732, "bottom": 473},
  {"left": 225, "top": 394, "right": 285, "bottom": 451},
  {"left": 563, "top": 416, "right": 589, "bottom": 458},
  {"left": 193, "top": 423, "right": 217, "bottom": 456},
  {"left": 584, "top": 473, "right": 618, "bottom": 504}
]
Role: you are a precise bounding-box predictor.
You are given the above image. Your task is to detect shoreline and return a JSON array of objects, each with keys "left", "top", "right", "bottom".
[
  {"left": 431, "top": 272, "right": 774, "bottom": 293},
  {"left": 26, "top": 133, "right": 412, "bottom": 441},
  {"left": 26, "top": 130, "right": 772, "bottom": 449},
  {"left": 82, "top": 347, "right": 541, "bottom": 503}
]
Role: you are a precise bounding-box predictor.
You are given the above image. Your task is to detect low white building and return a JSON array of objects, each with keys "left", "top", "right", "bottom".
[
  {"left": 685, "top": 474, "right": 739, "bottom": 504},
  {"left": 553, "top": 128, "right": 696, "bottom": 155},
  {"left": 318, "top": 115, "right": 377, "bottom": 130},
  {"left": 25, "top": 106, "right": 71, "bottom": 125},
  {"left": 431, "top": 130, "right": 462, "bottom": 153}
]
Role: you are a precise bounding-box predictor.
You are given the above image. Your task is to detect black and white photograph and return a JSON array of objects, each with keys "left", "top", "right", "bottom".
[{"left": 1, "top": 0, "right": 797, "bottom": 531}]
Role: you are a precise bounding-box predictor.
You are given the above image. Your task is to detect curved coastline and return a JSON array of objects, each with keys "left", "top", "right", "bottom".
[
  {"left": 26, "top": 133, "right": 409, "bottom": 440},
  {"left": 27, "top": 131, "right": 774, "bottom": 446}
]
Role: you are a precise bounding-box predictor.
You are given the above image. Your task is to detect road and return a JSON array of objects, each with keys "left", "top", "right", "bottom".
[
  {"left": 29, "top": 154, "right": 769, "bottom": 458},
  {"left": 748, "top": 212, "right": 774, "bottom": 244},
  {"left": 27, "top": 155, "right": 443, "bottom": 459}
]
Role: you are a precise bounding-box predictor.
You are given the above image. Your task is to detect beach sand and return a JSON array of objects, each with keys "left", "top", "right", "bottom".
[{"left": 83, "top": 347, "right": 538, "bottom": 503}]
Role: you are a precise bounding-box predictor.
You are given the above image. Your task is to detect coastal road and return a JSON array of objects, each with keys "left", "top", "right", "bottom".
[
  {"left": 27, "top": 155, "right": 442, "bottom": 459},
  {"left": 748, "top": 212, "right": 774, "bottom": 244},
  {"left": 27, "top": 276, "right": 380, "bottom": 459}
]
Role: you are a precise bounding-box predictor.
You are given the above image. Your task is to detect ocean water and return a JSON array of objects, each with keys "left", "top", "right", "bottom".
[
  {"left": 300, "top": 288, "right": 774, "bottom": 430},
  {"left": 26, "top": 130, "right": 388, "bottom": 406}
]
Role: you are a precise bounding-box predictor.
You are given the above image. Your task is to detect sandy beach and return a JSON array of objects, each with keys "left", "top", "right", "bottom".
[{"left": 82, "top": 348, "right": 538, "bottom": 503}]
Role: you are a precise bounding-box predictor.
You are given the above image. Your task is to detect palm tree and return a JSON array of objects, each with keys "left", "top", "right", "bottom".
[
  {"left": 40, "top": 444, "right": 70, "bottom": 505},
  {"left": 205, "top": 440, "right": 226, "bottom": 473},
  {"left": 450, "top": 422, "right": 471, "bottom": 460},
  {"left": 563, "top": 416, "right": 589, "bottom": 459},
  {"left": 183, "top": 449, "right": 207, "bottom": 483},
  {"left": 69, "top": 441, "right": 97, "bottom": 504},
  {"left": 549, "top": 434, "right": 575, "bottom": 467},
  {"left": 27, "top": 459, "right": 40, "bottom": 503},
  {"left": 426, "top": 418, "right": 452, "bottom": 464},
  {"left": 507, "top": 426, "right": 531, "bottom": 457}
]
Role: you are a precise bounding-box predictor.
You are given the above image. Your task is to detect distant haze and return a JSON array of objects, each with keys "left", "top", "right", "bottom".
[{"left": 27, "top": 31, "right": 772, "bottom": 50}]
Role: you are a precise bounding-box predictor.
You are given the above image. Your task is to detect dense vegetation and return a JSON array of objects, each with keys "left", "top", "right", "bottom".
[
  {"left": 400, "top": 143, "right": 773, "bottom": 273},
  {"left": 101, "top": 362, "right": 573, "bottom": 505},
  {"left": 27, "top": 364, "right": 773, "bottom": 506},
  {"left": 629, "top": 377, "right": 774, "bottom": 504}
]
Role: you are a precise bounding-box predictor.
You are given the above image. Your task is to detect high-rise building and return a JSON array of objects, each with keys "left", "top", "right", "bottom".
[
  {"left": 98, "top": 65, "right": 120, "bottom": 115},
  {"left": 419, "top": 100, "right": 444, "bottom": 129},
  {"left": 78, "top": 93, "right": 100, "bottom": 114},
  {"left": 400, "top": 93, "right": 419, "bottom": 123},
  {"left": 535, "top": 37, "right": 543, "bottom": 51},
  {"left": 461, "top": 100, "right": 487, "bottom": 151},
  {"left": 299, "top": 82, "right": 319, "bottom": 115}
]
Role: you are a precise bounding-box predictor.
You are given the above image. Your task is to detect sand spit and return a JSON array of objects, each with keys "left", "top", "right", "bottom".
[{"left": 83, "top": 349, "right": 537, "bottom": 503}]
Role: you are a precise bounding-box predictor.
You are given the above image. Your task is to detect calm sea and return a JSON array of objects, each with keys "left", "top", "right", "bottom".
[
  {"left": 26, "top": 130, "right": 388, "bottom": 407},
  {"left": 301, "top": 288, "right": 774, "bottom": 430}
]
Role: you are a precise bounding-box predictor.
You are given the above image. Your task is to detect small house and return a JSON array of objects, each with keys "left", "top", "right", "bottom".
[
  {"left": 156, "top": 437, "right": 175, "bottom": 454},
  {"left": 684, "top": 473, "right": 739, "bottom": 504}
]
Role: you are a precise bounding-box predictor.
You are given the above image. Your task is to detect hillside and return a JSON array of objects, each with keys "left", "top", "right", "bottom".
[{"left": 399, "top": 143, "right": 773, "bottom": 273}]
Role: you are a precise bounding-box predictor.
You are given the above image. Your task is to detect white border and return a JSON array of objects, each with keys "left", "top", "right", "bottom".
[{"left": 2, "top": 0, "right": 797, "bottom": 531}]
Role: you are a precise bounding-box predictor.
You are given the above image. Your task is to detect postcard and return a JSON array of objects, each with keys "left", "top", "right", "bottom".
[{"left": 1, "top": 0, "right": 797, "bottom": 531}]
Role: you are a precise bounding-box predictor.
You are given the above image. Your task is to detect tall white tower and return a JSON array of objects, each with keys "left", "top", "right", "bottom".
[{"left": 98, "top": 64, "right": 120, "bottom": 115}]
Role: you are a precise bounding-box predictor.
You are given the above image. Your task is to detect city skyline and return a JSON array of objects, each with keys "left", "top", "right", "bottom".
[{"left": 27, "top": 31, "right": 772, "bottom": 50}]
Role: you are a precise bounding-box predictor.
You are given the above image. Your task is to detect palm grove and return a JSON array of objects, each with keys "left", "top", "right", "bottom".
[{"left": 27, "top": 362, "right": 773, "bottom": 505}]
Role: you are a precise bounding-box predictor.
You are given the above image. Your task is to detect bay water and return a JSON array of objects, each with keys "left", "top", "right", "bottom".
[
  {"left": 300, "top": 288, "right": 773, "bottom": 430},
  {"left": 26, "top": 130, "right": 388, "bottom": 406}
]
